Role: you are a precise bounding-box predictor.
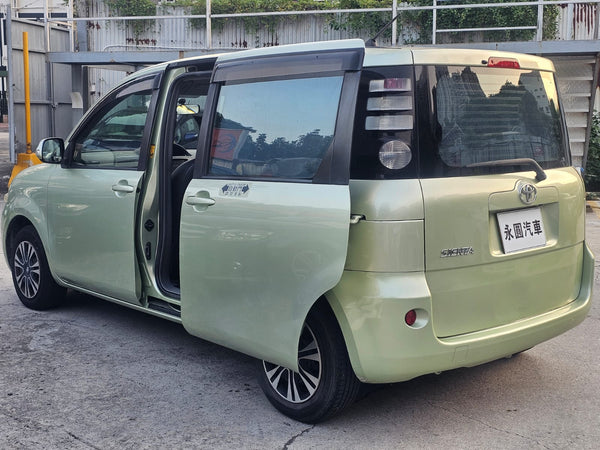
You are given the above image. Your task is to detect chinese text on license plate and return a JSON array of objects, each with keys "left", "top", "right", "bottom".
[{"left": 497, "top": 207, "right": 546, "bottom": 254}]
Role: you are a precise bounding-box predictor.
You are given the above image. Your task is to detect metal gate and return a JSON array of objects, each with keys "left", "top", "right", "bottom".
[{"left": 7, "top": 15, "right": 71, "bottom": 162}]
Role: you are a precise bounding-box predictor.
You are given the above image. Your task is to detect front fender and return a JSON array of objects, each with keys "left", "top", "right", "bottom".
[{"left": 2, "top": 164, "right": 54, "bottom": 268}]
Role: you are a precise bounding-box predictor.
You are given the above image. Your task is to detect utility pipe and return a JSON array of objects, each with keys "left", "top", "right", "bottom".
[
  {"left": 8, "top": 31, "right": 41, "bottom": 188},
  {"left": 23, "top": 31, "right": 31, "bottom": 154},
  {"left": 206, "top": 0, "right": 212, "bottom": 50}
]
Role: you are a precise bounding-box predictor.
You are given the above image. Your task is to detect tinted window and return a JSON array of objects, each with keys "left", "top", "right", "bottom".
[
  {"left": 208, "top": 76, "right": 343, "bottom": 179},
  {"left": 417, "top": 65, "right": 568, "bottom": 178},
  {"left": 72, "top": 79, "right": 154, "bottom": 169}
]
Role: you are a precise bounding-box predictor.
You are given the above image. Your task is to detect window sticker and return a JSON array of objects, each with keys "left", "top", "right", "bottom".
[{"left": 220, "top": 182, "right": 250, "bottom": 197}]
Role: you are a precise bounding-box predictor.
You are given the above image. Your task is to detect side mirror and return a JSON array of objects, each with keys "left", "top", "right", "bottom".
[{"left": 35, "top": 138, "right": 64, "bottom": 163}]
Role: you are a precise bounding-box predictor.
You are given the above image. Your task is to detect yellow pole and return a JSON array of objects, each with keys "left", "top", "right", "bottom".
[
  {"left": 8, "top": 31, "right": 41, "bottom": 188},
  {"left": 23, "top": 31, "right": 31, "bottom": 154}
]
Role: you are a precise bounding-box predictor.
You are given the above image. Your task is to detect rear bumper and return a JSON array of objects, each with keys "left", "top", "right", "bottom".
[{"left": 327, "top": 242, "right": 594, "bottom": 383}]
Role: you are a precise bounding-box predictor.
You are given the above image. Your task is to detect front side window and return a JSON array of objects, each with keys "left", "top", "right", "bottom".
[
  {"left": 71, "top": 79, "right": 154, "bottom": 169},
  {"left": 207, "top": 76, "right": 344, "bottom": 179},
  {"left": 418, "top": 65, "right": 568, "bottom": 178}
]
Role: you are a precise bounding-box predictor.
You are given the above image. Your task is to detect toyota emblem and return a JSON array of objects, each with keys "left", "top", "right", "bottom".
[{"left": 519, "top": 183, "right": 537, "bottom": 204}]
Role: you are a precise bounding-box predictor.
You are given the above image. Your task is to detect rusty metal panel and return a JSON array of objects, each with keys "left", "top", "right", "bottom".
[
  {"left": 82, "top": 6, "right": 382, "bottom": 52},
  {"left": 573, "top": 3, "right": 598, "bottom": 40},
  {"left": 557, "top": 3, "right": 599, "bottom": 40}
]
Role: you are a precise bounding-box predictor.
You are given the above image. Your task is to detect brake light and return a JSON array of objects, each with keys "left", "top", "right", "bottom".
[{"left": 487, "top": 57, "right": 520, "bottom": 69}]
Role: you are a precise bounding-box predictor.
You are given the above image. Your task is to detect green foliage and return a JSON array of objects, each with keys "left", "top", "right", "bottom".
[
  {"left": 584, "top": 113, "right": 600, "bottom": 192},
  {"left": 107, "top": 0, "right": 156, "bottom": 17},
  {"left": 104, "top": 0, "right": 560, "bottom": 45},
  {"left": 106, "top": 0, "right": 157, "bottom": 35},
  {"left": 331, "top": 0, "right": 392, "bottom": 38},
  {"left": 402, "top": 0, "right": 559, "bottom": 44},
  {"left": 177, "top": 0, "right": 335, "bottom": 37}
]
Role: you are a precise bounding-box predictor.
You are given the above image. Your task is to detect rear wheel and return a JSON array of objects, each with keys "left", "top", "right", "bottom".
[
  {"left": 257, "top": 305, "right": 360, "bottom": 423},
  {"left": 10, "top": 226, "right": 65, "bottom": 310}
]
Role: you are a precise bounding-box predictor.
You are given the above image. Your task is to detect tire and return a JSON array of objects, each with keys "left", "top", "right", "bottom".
[
  {"left": 257, "top": 304, "right": 361, "bottom": 423},
  {"left": 10, "top": 225, "right": 65, "bottom": 310}
]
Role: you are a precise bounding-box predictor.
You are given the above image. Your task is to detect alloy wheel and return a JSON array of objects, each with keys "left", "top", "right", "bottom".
[
  {"left": 262, "top": 324, "right": 322, "bottom": 404},
  {"left": 14, "top": 241, "right": 41, "bottom": 299}
]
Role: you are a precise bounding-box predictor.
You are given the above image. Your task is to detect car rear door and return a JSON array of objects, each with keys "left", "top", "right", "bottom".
[
  {"left": 416, "top": 59, "right": 586, "bottom": 338},
  {"left": 179, "top": 41, "right": 364, "bottom": 370}
]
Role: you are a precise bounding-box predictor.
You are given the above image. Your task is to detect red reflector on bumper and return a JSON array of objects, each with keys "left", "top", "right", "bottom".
[{"left": 405, "top": 310, "right": 417, "bottom": 326}]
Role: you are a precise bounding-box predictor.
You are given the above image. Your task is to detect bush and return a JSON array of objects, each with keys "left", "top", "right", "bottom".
[
  {"left": 401, "top": 0, "right": 558, "bottom": 44},
  {"left": 584, "top": 113, "right": 600, "bottom": 192}
]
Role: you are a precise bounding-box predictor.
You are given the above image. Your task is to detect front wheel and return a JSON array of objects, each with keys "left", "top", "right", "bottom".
[
  {"left": 257, "top": 305, "right": 361, "bottom": 423},
  {"left": 10, "top": 225, "right": 66, "bottom": 310}
]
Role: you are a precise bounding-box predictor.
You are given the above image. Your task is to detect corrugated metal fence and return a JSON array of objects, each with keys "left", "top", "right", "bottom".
[
  {"left": 83, "top": 4, "right": 366, "bottom": 52},
  {"left": 7, "top": 18, "right": 71, "bottom": 159},
  {"left": 78, "top": 1, "right": 600, "bottom": 53}
]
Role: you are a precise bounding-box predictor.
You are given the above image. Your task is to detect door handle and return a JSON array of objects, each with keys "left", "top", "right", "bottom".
[
  {"left": 111, "top": 182, "right": 135, "bottom": 193},
  {"left": 185, "top": 196, "right": 216, "bottom": 207}
]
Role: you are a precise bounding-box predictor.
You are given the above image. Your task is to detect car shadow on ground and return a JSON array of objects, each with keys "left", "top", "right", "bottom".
[{"left": 50, "top": 289, "right": 544, "bottom": 426}]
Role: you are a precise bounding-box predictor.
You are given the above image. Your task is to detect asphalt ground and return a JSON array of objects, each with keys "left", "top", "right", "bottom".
[{"left": 0, "top": 129, "right": 599, "bottom": 448}]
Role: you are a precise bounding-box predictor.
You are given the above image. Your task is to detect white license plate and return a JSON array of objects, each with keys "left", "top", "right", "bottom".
[{"left": 497, "top": 207, "right": 546, "bottom": 254}]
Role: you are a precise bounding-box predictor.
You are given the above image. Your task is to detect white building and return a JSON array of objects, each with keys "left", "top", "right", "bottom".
[{"left": 0, "top": 1, "right": 70, "bottom": 19}]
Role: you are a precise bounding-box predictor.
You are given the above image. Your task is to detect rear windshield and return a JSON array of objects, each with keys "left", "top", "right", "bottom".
[
  {"left": 418, "top": 65, "right": 569, "bottom": 177},
  {"left": 350, "top": 64, "right": 569, "bottom": 180}
]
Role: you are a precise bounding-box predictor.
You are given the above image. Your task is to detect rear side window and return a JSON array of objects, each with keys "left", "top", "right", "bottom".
[
  {"left": 417, "top": 65, "right": 568, "bottom": 178},
  {"left": 207, "top": 76, "right": 343, "bottom": 180}
]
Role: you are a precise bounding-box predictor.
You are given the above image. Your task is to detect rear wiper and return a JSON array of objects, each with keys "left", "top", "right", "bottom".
[{"left": 466, "top": 158, "right": 547, "bottom": 181}]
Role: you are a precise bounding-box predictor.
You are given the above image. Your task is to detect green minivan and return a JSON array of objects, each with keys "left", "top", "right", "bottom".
[{"left": 2, "top": 39, "right": 594, "bottom": 423}]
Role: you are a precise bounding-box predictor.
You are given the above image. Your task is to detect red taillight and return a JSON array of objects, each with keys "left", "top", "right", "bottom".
[
  {"left": 487, "top": 57, "right": 520, "bottom": 69},
  {"left": 405, "top": 310, "right": 417, "bottom": 326}
]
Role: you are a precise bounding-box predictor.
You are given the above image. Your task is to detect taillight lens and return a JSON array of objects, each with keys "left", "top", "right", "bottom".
[
  {"left": 365, "top": 115, "right": 413, "bottom": 131},
  {"left": 369, "top": 78, "right": 412, "bottom": 93},
  {"left": 379, "top": 140, "right": 412, "bottom": 170}
]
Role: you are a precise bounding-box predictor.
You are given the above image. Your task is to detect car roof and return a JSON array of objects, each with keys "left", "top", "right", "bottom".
[
  {"left": 364, "top": 46, "right": 554, "bottom": 71},
  {"left": 118, "top": 39, "right": 555, "bottom": 89}
]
